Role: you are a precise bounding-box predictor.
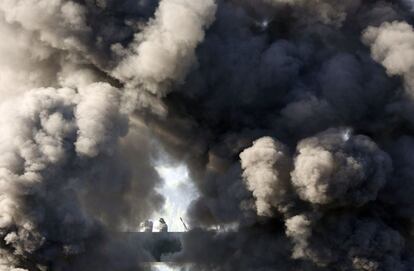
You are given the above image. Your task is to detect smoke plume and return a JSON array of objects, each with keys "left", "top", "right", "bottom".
[
  {"left": 240, "top": 137, "right": 292, "bottom": 216},
  {"left": 0, "top": 0, "right": 215, "bottom": 270},
  {"left": 2, "top": 0, "right": 414, "bottom": 271}
]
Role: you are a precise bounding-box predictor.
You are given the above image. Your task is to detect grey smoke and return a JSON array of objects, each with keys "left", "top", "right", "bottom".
[
  {"left": 165, "top": 0, "right": 414, "bottom": 270},
  {"left": 285, "top": 213, "right": 410, "bottom": 270},
  {"left": 2, "top": 0, "right": 414, "bottom": 270},
  {"left": 0, "top": 0, "right": 216, "bottom": 270},
  {"left": 264, "top": 0, "right": 361, "bottom": 26}
]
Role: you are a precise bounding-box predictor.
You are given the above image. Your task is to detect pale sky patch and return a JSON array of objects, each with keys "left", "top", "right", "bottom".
[{"left": 150, "top": 163, "right": 198, "bottom": 232}]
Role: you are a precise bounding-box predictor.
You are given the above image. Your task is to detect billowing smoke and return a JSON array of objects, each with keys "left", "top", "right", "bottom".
[
  {"left": 164, "top": 0, "right": 414, "bottom": 270},
  {"left": 2, "top": 0, "right": 414, "bottom": 270},
  {"left": 113, "top": 0, "right": 216, "bottom": 96},
  {"left": 0, "top": 0, "right": 216, "bottom": 270},
  {"left": 240, "top": 137, "right": 292, "bottom": 216},
  {"left": 291, "top": 129, "right": 391, "bottom": 206}
]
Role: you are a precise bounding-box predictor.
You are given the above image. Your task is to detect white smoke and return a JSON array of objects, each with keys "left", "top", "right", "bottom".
[
  {"left": 240, "top": 137, "right": 292, "bottom": 216},
  {"left": 291, "top": 129, "right": 391, "bottom": 206},
  {"left": 285, "top": 214, "right": 312, "bottom": 259},
  {"left": 113, "top": 0, "right": 217, "bottom": 97},
  {"left": 75, "top": 83, "right": 127, "bottom": 157},
  {"left": 0, "top": 0, "right": 89, "bottom": 47},
  {"left": 363, "top": 21, "right": 414, "bottom": 98}
]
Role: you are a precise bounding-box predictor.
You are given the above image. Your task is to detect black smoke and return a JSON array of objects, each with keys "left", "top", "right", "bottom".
[{"left": 2, "top": 0, "right": 414, "bottom": 271}]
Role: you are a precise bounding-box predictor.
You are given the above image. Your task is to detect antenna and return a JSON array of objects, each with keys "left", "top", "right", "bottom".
[{"left": 180, "top": 217, "right": 189, "bottom": 231}]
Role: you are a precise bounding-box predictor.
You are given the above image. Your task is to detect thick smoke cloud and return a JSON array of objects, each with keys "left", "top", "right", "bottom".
[
  {"left": 113, "top": 0, "right": 217, "bottom": 96},
  {"left": 291, "top": 129, "right": 391, "bottom": 206},
  {"left": 0, "top": 85, "right": 123, "bottom": 269},
  {"left": 3, "top": 0, "right": 414, "bottom": 270},
  {"left": 162, "top": 0, "right": 414, "bottom": 270},
  {"left": 363, "top": 21, "right": 414, "bottom": 126},
  {"left": 240, "top": 137, "right": 292, "bottom": 216},
  {"left": 265, "top": 0, "right": 361, "bottom": 26},
  {"left": 363, "top": 21, "right": 414, "bottom": 78},
  {"left": 0, "top": 0, "right": 216, "bottom": 270},
  {"left": 285, "top": 214, "right": 410, "bottom": 270}
]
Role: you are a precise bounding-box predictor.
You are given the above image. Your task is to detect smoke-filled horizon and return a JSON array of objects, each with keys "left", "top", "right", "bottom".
[{"left": 1, "top": 0, "right": 414, "bottom": 270}]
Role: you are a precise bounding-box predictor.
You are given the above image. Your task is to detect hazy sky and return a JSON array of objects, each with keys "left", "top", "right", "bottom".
[{"left": 151, "top": 164, "right": 197, "bottom": 232}]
